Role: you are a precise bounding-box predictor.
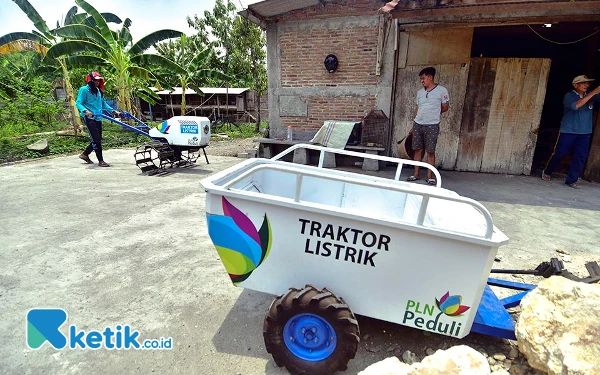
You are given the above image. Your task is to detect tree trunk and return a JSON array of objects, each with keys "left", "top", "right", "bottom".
[
  {"left": 60, "top": 63, "right": 82, "bottom": 137},
  {"left": 181, "top": 93, "right": 186, "bottom": 116}
]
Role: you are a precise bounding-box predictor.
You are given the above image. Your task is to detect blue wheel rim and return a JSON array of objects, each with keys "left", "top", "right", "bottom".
[{"left": 283, "top": 313, "right": 337, "bottom": 361}]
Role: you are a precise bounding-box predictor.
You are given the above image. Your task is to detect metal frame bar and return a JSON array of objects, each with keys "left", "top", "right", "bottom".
[
  {"left": 97, "top": 113, "right": 154, "bottom": 139},
  {"left": 220, "top": 162, "right": 495, "bottom": 239},
  {"left": 271, "top": 143, "right": 443, "bottom": 187},
  {"left": 471, "top": 278, "right": 537, "bottom": 339}
]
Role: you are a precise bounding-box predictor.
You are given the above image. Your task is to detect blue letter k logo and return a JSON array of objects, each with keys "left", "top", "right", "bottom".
[{"left": 27, "top": 309, "right": 67, "bottom": 349}]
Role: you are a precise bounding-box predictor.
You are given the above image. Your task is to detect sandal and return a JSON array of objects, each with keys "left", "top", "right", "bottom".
[
  {"left": 98, "top": 161, "right": 110, "bottom": 167},
  {"left": 427, "top": 178, "right": 437, "bottom": 186},
  {"left": 567, "top": 183, "right": 581, "bottom": 189},
  {"left": 79, "top": 153, "right": 93, "bottom": 164},
  {"left": 541, "top": 172, "right": 551, "bottom": 181},
  {"left": 406, "top": 176, "right": 420, "bottom": 182}
]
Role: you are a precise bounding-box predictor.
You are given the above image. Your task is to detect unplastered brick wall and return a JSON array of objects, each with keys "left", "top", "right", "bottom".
[
  {"left": 282, "top": 96, "right": 376, "bottom": 130},
  {"left": 280, "top": 27, "right": 379, "bottom": 87}
]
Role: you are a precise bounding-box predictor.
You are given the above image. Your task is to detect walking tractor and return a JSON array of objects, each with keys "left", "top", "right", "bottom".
[
  {"left": 200, "top": 144, "right": 600, "bottom": 375},
  {"left": 98, "top": 111, "right": 211, "bottom": 174}
]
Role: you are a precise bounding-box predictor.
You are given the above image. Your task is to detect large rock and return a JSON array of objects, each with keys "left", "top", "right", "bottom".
[
  {"left": 359, "top": 346, "right": 490, "bottom": 375},
  {"left": 359, "top": 356, "right": 412, "bottom": 375},
  {"left": 516, "top": 276, "right": 600, "bottom": 375},
  {"left": 411, "top": 345, "right": 490, "bottom": 374},
  {"left": 26, "top": 138, "right": 49, "bottom": 153}
]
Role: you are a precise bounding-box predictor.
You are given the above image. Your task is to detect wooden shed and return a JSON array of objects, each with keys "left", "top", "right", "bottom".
[
  {"left": 140, "top": 87, "right": 257, "bottom": 122},
  {"left": 242, "top": 0, "right": 600, "bottom": 180}
]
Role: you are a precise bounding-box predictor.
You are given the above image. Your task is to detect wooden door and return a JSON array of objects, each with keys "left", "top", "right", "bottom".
[
  {"left": 392, "top": 64, "right": 469, "bottom": 169},
  {"left": 456, "top": 58, "right": 551, "bottom": 174}
]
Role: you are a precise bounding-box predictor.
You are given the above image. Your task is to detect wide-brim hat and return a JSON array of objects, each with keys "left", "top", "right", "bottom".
[{"left": 572, "top": 75, "right": 595, "bottom": 85}]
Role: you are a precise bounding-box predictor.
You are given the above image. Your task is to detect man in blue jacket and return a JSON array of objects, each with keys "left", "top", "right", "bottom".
[
  {"left": 542, "top": 75, "right": 600, "bottom": 188},
  {"left": 75, "top": 72, "right": 119, "bottom": 167}
]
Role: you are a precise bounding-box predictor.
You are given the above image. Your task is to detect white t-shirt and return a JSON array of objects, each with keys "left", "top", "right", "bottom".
[{"left": 414, "top": 85, "right": 450, "bottom": 125}]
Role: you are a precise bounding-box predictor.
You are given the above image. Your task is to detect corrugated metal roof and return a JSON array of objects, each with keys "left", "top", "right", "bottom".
[{"left": 150, "top": 87, "right": 249, "bottom": 95}]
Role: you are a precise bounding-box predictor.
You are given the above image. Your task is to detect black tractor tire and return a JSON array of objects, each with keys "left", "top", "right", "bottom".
[{"left": 263, "top": 285, "right": 360, "bottom": 375}]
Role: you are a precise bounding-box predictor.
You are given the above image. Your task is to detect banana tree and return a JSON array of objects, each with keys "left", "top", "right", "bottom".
[
  {"left": 46, "top": 0, "right": 186, "bottom": 115},
  {"left": 0, "top": 0, "right": 122, "bottom": 136},
  {"left": 156, "top": 35, "right": 230, "bottom": 115}
]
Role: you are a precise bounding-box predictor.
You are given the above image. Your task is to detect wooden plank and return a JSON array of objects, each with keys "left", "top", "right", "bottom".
[
  {"left": 494, "top": 58, "right": 525, "bottom": 174},
  {"left": 392, "top": 66, "right": 422, "bottom": 155},
  {"left": 456, "top": 58, "right": 497, "bottom": 171},
  {"left": 584, "top": 109, "right": 600, "bottom": 182},
  {"left": 522, "top": 59, "right": 551, "bottom": 175},
  {"left": 397, "top": 31, "right": 409, "bottom": 69},
  {"left": 435, "top": 63, "right": 469, "bottom": 169},
  {"left": 506, "top": 59, "right": 539, "bottom": 174},
  {"left": 390, "top": 1, "right": 600, "bottom": 23},
  {"left": 480, "top": 58, "right": 510, "bottom": 173},
  {"left": 392, "top": 64, "right": 467, "bottom": 168},
  {"left": 406, "top": 28, "right": 472, "bottom": 66}
]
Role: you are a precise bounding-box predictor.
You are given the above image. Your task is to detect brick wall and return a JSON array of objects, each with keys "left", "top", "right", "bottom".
[
  {"left": 280, "top": 27, "right": 379, "bottom": 87},
  {"left": 273, "top": 0, "right": 384, "bottom": 134},
  {"left": 281, "top": 96, "right": 376, "bottom": 130}
]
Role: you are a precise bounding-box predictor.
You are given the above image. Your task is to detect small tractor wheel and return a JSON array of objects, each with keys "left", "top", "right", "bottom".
[{"left": 263, "top": 285, "right": 360, "bottom": 375}]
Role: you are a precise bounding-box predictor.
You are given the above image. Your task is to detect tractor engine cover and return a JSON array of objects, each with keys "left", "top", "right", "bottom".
[{"left": 148, "top": 116, "right": 211, "bottom": 147}]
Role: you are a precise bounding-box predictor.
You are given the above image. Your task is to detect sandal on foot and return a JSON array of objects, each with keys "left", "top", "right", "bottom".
[
  {"left": 427, "top": 178, "right": 437, "bottom": 186},
  {"left": 406, "top": 176, "right": 420, "bottom": 182},
  {"left": 567, "top": 182, "right": 581, "bottom": 189},
  {"left": 98, "top": 161, "right": 110, "bottom": 167},
  {"left": 79, "top": 153, "right": 93, "bottom": 164},
  {"left": 541, "top": 172, "right": 551, "bottom": 181}
]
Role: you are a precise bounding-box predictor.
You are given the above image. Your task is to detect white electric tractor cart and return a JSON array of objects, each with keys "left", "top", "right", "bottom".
[{"left": 201, "top": 144, "right": 600, "bottom": 375}]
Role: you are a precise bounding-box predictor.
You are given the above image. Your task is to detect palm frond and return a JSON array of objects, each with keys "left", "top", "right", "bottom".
[
  {"left": 75, "top": 0, "right": 116, "bottom": 48},
  {"left": 63, "top": 6, "right": 79, "bottom": 25},
  {"left": 53, "top": 25, "right": 109, "bottom": 48},
  {"left": 131, "top": 54, "right": 187, "bottom": 76},
  {"left": 12, "top": 0, "right": 52, "bottom": 37},
  {"left": 129, "top": 30, "right": 183, "bottom": 55},
  {"left": 64, "top": 55, "right": 109, "bottom": 67},
  {"left": 46, "top": 40, "right": 107, "bottom": 59}
]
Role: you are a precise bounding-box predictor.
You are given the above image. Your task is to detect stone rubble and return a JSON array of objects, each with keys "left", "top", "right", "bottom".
[
  {"left": 360, "top": 277, "right": 600, "bottom": 375},
  {"left": 516, "top": 276, "right": 600, "bottom": 375}
]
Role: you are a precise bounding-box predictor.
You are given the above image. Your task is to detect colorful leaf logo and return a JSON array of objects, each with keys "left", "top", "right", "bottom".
[
  {"left": 207, "top": 197, "right": 272, "bottom": 284},
  {"left": 435, "top": 292, "right": 470, "bottom": 316}
]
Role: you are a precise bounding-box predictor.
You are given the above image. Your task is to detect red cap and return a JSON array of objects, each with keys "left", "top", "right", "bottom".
[{"left": 86, "top": 71, "right": 105, "bottom": 91}]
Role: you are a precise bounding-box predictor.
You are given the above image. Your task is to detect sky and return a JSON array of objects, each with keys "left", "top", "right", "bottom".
[{"left": 0, "top": 0, "right": 262, "bottom": 41}]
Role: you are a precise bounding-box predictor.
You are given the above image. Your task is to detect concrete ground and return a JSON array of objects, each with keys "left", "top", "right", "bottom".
[{"left": 1, "top": 149, "right": 599, "bottom": 375}]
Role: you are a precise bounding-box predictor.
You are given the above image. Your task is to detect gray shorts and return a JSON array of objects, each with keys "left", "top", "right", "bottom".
[{"left": 412, "top": 122, "right": 440, "bottom": 153}]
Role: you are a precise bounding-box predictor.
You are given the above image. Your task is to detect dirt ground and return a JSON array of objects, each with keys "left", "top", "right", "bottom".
[
  {"left": 206, "top": 136, "right": 257, "bottom": 157},
  {"left": 1, "top": 142, "right": 599, "bottom": 374}
]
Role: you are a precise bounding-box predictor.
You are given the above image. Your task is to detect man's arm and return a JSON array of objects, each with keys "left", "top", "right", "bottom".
[
  {"left": 441, "top": 103, "right": 449, "bottom": 113},
  {"left": 571, "top": 86, "right": 600, "bottom": 109}
]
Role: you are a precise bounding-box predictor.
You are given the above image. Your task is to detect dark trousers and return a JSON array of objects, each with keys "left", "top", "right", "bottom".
[
  {"left": 544, "top": 132, "right": 591, "bottom": 185},
  {"left": 83, "top": 117, "right": 103, "bottom": 162}
]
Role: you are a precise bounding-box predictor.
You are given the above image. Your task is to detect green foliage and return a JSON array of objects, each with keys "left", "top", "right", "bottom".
[
  {"left": 0, "top": 71, "right": 66, "bottom": 138},
  {"left": 186, "top": 0, "right": 267, "bottom": 92},
  {"left": 0, "top": 123, "right": 148, "bottom": 163},
  {"left": 213, "top": 121, "right": 265, "bottom": 139}
]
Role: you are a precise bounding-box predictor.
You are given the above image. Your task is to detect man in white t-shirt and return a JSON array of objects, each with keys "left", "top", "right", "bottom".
[{"left": 406, "top": 67, "right": 450, "bottom": 185}]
